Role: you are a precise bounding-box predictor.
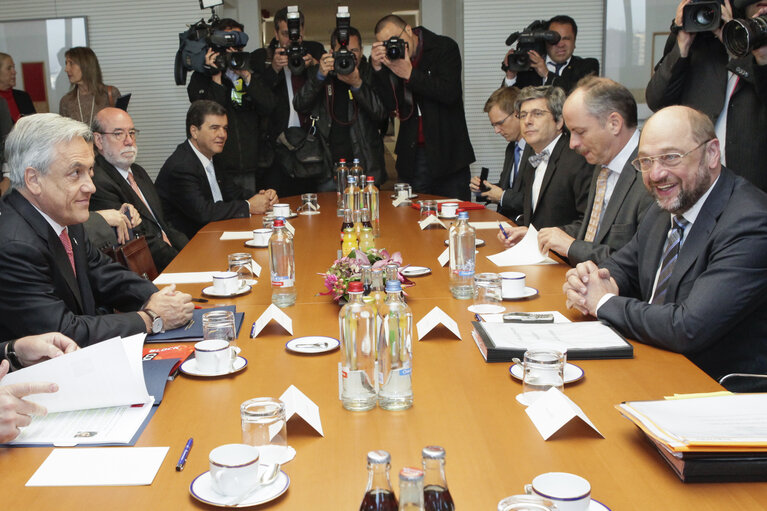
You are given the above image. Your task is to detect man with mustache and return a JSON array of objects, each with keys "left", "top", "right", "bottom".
[
  {"left": 90, "top": 108, "right": 188, "bottom": 272},
  {"left": 563, "top": 105, "right": 767, "bottom": 389}
]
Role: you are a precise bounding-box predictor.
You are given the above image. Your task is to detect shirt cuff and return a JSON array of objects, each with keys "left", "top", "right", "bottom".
[
  {"left": 504, "top": 76, "right": 517, "bottom": 87},
  {"left": 595, "top": 293, "right": 616, "bottom": 317}
]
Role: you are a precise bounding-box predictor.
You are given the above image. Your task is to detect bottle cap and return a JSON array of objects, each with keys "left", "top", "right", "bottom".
[
  {"left": 367, "top": 450, "right": 391, "bottom": 464},
  {"left": 353, "top": 157, "right": 361, "bottom": 163},
  {"left": 399, "top": 467, "right": 424, "bottom": 482},
  {"left": 339, "top": 158, "right": 347, "bottom": 163},
  {"left": 273, "top": 218, "right": 285, "bottom": 227},
  {"left": 421, "top": 445, "right": 446, "bottom": 460},
  {"left": 367, "top": 176, "right": 374, "bottom": 182},
  {"left": 347, "top": 175, "right": 355, "bottom": 183},
  {"left": 458, "top": 211, "right": 469, "bottom": 219},
  {"left": 348, "top": 281, "right": 364, "bottom": 293},
  {"left": 385, "top": 279, "right": 401, "bottom": 292}
]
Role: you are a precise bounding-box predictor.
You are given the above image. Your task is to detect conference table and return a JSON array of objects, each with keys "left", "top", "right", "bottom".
[{"left": 3, "top": 192, "right": 766, "bottom": 510}]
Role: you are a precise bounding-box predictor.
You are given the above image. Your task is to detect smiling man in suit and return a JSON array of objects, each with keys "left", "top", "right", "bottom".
[
  {"left": 90, "top": 108, "right": 188, "bottom": 272},
  {"left": 498, "top": 85, "right": 592, "bottom": 245},
  {"left": 0, "top": 113, "right": 193, "bottom": 346},
  {"left": 155, "top": 100, "right": 278, "bottom": 239},
  {"left": 537, "top": 77, "right": 653, "bottom": 265},
  {"left": 563, "top": 105, "right": 767, "bottom": 387}
]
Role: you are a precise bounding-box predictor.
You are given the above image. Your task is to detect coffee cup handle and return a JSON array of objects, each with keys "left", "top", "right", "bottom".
[{"left": 524, "top": 483, "right": 533, "bottom": 495}]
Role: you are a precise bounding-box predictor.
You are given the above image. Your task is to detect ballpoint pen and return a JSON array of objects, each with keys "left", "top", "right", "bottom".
[
  {"left": 176, "top": 437, "right": 193, "bottom": 471},
  {"left": 499, "top": 223, "right": 509, "bottom": 239}
]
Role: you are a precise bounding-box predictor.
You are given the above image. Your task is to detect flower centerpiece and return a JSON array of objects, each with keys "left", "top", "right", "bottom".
[{"left": 319, "top": 248, "right": 413, "bottom": 303}]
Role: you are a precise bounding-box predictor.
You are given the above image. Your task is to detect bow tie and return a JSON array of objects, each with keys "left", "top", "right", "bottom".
[{"left": 528, "top": 149, "right": 550, "bottom": 168}]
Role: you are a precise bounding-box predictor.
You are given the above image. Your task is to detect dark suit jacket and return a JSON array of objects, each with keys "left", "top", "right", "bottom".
[
  {"left": 155, "top": 141, "right": 251, "bottom": 239},
  {"left": 562, "top": 147, "right": 654, "bottom": 265},
  {"left": 646, "top": 32, "right": 767, "bottom": 192},
  {"left": 599, "top": 167, "right": 767, "bottom": 384},
  {"left": 90, "top": 155, "right": 188, "bottom": 271},
  {"left": 496, "top": 141, "right": 524, "bottom": 220},
  {"left": 0, "top": 190, "right": 157, "bottom": 346},
  {"left": 514, "top": 55, "right": 600, "bottom": 94},
  {"left": 372, "top": 27, "right": 475, "bottom": 180},
  {"left": 11, "top": 89, "right": 36, "bottom": 118},
  {"left": 516, "top": 135, "right": 592, "bottom": 229}
]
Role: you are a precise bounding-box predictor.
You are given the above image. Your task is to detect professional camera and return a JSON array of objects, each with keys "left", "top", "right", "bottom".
[
  {"left": 385, "top": 37, "right": 407, "bottom": 60},
  {"left": 333, "top": 6, "right": 356, "bottom": 75},
  {"left": 682, "top": 0, "right": 724, "bottom": 32},
  {"left": 174, "top": 0, "right": 250, "bottom": 85},
  {"left": 722, "top": 15, "right": 767, "bottom": 57},
  {"left": 502, "top": 20, "right": 561, "bottom": 73},
  {"left": 283, "top": 6, "right": 307, "bottom": 75}
]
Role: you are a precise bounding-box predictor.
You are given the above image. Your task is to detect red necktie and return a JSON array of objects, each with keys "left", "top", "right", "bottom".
[
  {"left": 127, "top": 171, "right": 171, "bottom": 246},
  {"left": 59, "top": 228, "right": 76, "bottom": 276}
]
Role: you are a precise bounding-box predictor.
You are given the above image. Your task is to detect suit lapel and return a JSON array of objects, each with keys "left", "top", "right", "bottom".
[
  {"left": 534, "top": 135, "right": 567, "bottom": 209},
  {"left": 519, "top": 145, "right": 535, "bottom": 224},
  {"left": 594, "top": 151, "right": 640, "bottom": 243},
  {"left": 97, "top": 156, "right": 157, "bottom": 226},
  {"left": 66, "top": 225, "right": 93, "bottom": 313},
  {"left": 641, "top": 211, "right": 671, "bottom": 300}
]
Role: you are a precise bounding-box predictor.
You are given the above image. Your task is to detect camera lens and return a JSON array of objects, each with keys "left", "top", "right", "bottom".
[
  {"left": 723, "top": 16, "right": 767, "bottom": 58},
  {"left": 695, "top": 6, "right": 716, "bottom": 26}
]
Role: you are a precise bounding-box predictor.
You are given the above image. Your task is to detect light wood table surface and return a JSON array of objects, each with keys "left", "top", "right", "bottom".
[{"left": 2, "top": 192, "right": 765, "bottom": 510}]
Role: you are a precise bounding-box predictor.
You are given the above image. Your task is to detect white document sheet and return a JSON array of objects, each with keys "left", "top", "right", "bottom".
[
  {"left": 153, "top": 272, "right": 216, "bottom": 285},
  {"left": 279, "top": 385, "right": 323, "bottom": 436},
  {"left": 27, "top": 447, "right": 169, "bottom": 486},
  {"left": 487, "top": 225, "right": 557, "bottom": 266},
  {"left": 219, "top": 231, "right": 253, "bottom": 240},
  {"left": 469, "top": 221, "right": 513, "bottom": 231},
  {"left": 478, "top": 322, "right": 628, "bottom": 352}
]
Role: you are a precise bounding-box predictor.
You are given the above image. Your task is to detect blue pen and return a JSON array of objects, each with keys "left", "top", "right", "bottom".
[
  {"left": 474, "top": 313, "right": 484, "bottom": 322},
  {"left": 499, "top": 223, "right": 509, "bottom": 239},
  {"left": 250, "top": 321, "right": 257, "bottom": 338},
  {"left": 176, "top": 437, "right": 193, "bottom": 471}
]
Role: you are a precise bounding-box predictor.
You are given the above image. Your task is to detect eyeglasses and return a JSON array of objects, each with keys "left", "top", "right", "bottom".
[
  {"left": 515, "top": 109, "right": 552, "bottom": 120},
  {"left": 97, "top": 129, "right": 139, "bottom": 141},
  {"left": 631, "top": 139, "right": 712, "bottom": 172},
  {"left": 490, "top": 112, "right": 513, "bottom": 128}
]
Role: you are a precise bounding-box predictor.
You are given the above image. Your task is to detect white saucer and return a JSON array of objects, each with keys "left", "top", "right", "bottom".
[
  {"left": 180, "top": 356, "right": 248, "bottom": 377},
  {"left": 468, "top": 304, "right": 505, "bottom": 314},
  {"left": 438, "top": 214, "right": 457, "bottom": 219},
  {"left": 509, "top": 362, "right": 585, "bottom": 384},
  {"left": 190, "top": 468, "right": 290, "bottom": 508},
  {"left": 273, "top": 212, "right": 297, "bottom": 219},
  {"left": 502, "top": 287, "right": 538, "bottom": 300},
  {"left": 258, "top": 445, "right": 297, "bottom": 465},
  {"left": 244, "top": 240, "right": 268, "bottom": 248},
  {"left": 286, "top": 336, "right": 340, "bottom": 354},
  {"left": 589, "top": 499, "right": 611, "bottom": 511},
  {"left": 202, "top": 284, "right": 252, "bottom": 298},
  {"left": 401, "top": 266, "right": 431, "bottom": 277},
  {"left": 444, "top": 239, "right": 485, "bottom": 247},
  {"left": 298, "top": 210, "right": 320, "bottom": 216}
]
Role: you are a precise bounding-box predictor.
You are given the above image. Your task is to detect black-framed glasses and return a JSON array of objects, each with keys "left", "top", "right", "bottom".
[
  {"left": 515, "top": 109, "right": 552, "bottom": 120},
  {"left": 490, "top": 112, "right": 514, "bottom": 128},
  {"left": 631, "top": 139, "right": 712, "bottom": 172},
  {"left": 97, "top": 129, "right": 139, "bottom": 141}
]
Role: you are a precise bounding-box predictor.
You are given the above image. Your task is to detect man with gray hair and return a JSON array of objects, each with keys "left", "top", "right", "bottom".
[
  {"left": 0, "top": 113, "right": 194, "bottom": 346},
  {"left": 537, "top": 76, "right": 654, "bottom": 265},
  {"left": 498, "top": 85, "right": 591, "bottom": 245}
]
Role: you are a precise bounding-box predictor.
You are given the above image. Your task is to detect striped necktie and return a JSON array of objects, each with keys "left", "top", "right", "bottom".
[
  {"left": 127, "top": 171, "right": 171, "bottom": 246},
  {"left": 651, "top": 216, "right": 690, "bottom": 305},
  {"left": 59, "top": 228, "right": 76, "bottom": 276},
  {"left": 583, "top": 167, "right": 610, "bottom": 242}
]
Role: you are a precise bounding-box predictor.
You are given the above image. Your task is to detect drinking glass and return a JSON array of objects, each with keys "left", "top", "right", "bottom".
[
  {"left": 520, "top": 350, "right": 565, "bottom": 406},
  {"left": 202, "top": 310, "right": 237, "bottom": 351},
  {"left": 419, "top": 200, "right": 438, "bottom": 221},
  {"left": 241, "top": 397, "right": 288, "bottom": 448},
  {"left": 298, "top": 193, "right": 320, "bottom": 215},
  {"left": 228, "top": 252, "right": 255, "bottom": 286}
]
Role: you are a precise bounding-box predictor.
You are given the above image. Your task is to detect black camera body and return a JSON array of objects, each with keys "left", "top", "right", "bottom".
[
  {"left": 285, "top": 6, "right": 307, "bottom": 74},
  {"left": 502, "top": 20, "right": 561, "bottom": 73},
  {"left": 333, "top": 7, "right": 356, "bottom": 75},
  {"left": 174, "top": 11, "right": 250, "bottom": 85},
  {"left": 385, "top": 37, "right": 407, "bottom": 60},
  {"left": 682, "top": 0, "right": 724, "bottom": 32},
  {"left": 723, "top": 14, "right": 767, "bottom": 57}
]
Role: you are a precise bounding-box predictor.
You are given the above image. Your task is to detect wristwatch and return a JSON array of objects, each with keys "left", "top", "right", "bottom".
[
  {"left": 143, "top": 309, "right": 164, "bottom": 334},
  {"left": 5, "top": 340, "right": 22, "bottom": 370}
]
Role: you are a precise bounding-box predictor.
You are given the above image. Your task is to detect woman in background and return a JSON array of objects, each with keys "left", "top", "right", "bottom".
[
  {"left": 0, "top": 53, "right": 36, "bottom": 124},
  {"left": 59, "top": 47, "right": 120, "bottom": 125}
]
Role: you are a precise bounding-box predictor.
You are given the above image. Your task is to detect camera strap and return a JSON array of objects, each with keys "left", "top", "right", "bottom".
[
  {"left": 325, "top": 82, "right": 358, "bottom": 126},
  {"left": 389, "top": 73, "right": 415, "bottom": 121}
]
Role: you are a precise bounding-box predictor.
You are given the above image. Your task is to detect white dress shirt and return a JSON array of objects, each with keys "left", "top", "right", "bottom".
[
  {"left": 188, "top": 140, "right": 223, "bottom": 202},
  {"left": 531, "top": 134, "right": 562, "bottom": 213}
]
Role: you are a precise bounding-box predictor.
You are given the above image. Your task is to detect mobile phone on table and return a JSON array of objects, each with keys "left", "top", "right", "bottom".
[{"left": 503, "top": 312, "right": 555, "bottom": 324}]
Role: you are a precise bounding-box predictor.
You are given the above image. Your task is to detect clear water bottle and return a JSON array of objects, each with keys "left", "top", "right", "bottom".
[
  {"left": 363, "top": 176, "right": 380, "bottom": 237},
  {"left": 378, "top": 279, "right": 414, "bottom": 411},
  {"left": 422, "top": 446, "right": 455, "bottom": 511},
  {"left": 339, "top": 281, "right": 377, "bottom": 411},
  {"left": 268, "top": 218, "right": 296, "bottom": 307},
  {"left": 448, "top": 210, "right": 475, "bottom": 299},
  {"left": 398, "top": 468, "right": 425, "bottom": 511},
  {"left": 359, "top": 450, "right": 399, "bottom": 511},
  {"left": 345, "top": 175, "right": 361, "bottom": 211},
  {"left": 337, "top": 159, "right": 350, "bottom": 207},
  {"left": 350, "top": 157, "right": 364, "bottom": 186}
]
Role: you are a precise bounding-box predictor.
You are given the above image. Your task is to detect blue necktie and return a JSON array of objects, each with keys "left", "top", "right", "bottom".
[
  {"left": 652, "top": 216, "right": 690, "bottom": 305},
  {"left": 510, "top": 144, "right": 522, "bottom": 187}
]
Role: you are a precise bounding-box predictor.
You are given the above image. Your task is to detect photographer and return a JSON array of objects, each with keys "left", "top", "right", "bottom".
[
  {"left": 371, "top": 15, "right": 475, "bottom": 200},
  {"left": 187, "top": 18, "right": 275, "bottom": 193},
  {"left": 646, "top": 0, "right": 767, "bottom": 192},
  {"left": 252, "top": 7, "right": 327, "bottom": 196},
  {"left": 505, "top": 16, "right": 599, "bottom": 94},
  {"left": 292, "top": 26, "right": 387, "bottom": 187}
]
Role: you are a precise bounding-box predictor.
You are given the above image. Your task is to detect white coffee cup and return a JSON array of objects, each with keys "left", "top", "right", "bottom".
[
  {"left": 212, "top": 271, "right": 239, "bottom": 295},
  {"left": 525, "top": 472, "right": 591, "bottom": 511},
  {"left": 209, "top": 444, "right": 260, "bottom": 497},
  {"left": 252, "top": 228, "right": 272, "bottom": 245},
  {"left": 195, "top": 339, "right": 237, "bottom": 374},
  {"left": 441, "top": 202, "right": 459, "bottom": 217},
  {"left": 273, "top": 203, "right": 290, "bottom": 218},
  {"left": 501, "top": 271, "right": 526, "bottom": 297}
]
